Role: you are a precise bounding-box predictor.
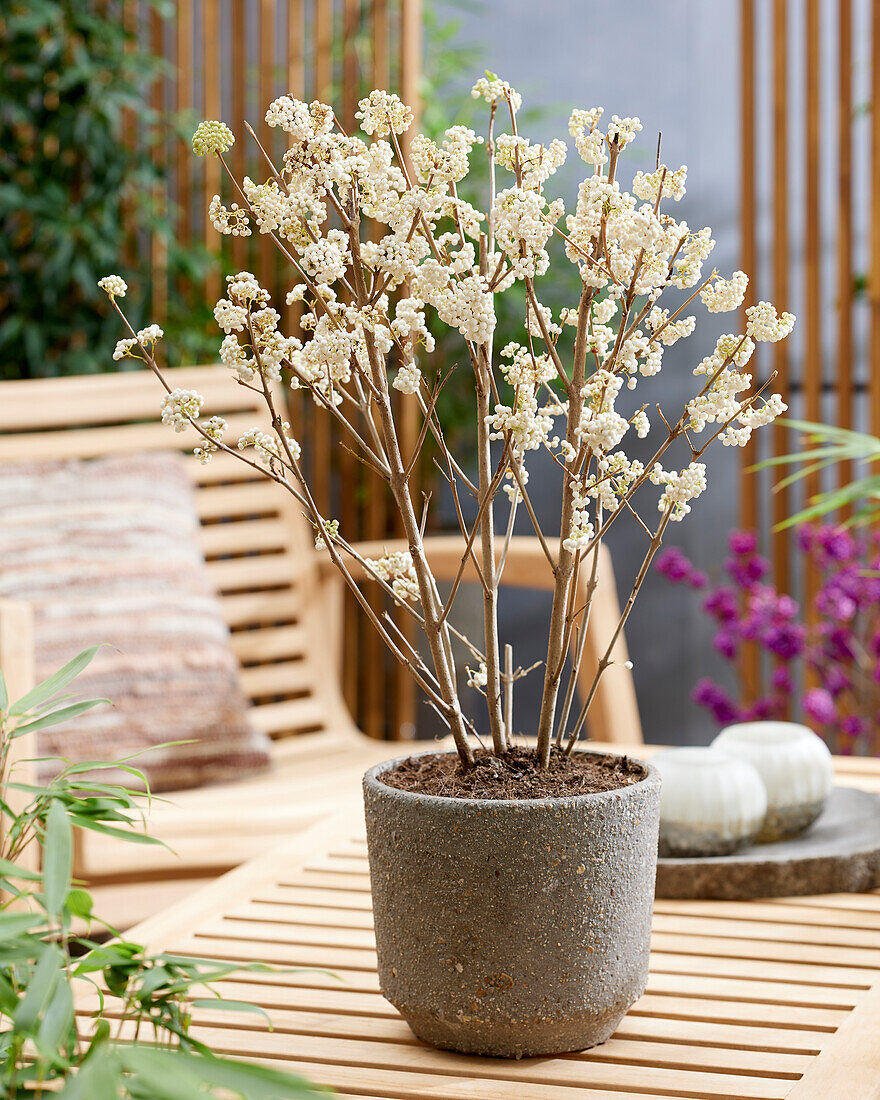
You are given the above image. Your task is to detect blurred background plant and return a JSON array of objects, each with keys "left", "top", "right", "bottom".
[
  {"left": 655, "top": 526, "right": 880, "bottom": 756},
  {"left": 0, "top": 648, "right": 324, "bottom": 1098},
  {"left": 756, "top": 419, "right": 880, "bottom": 529},
  {"left": 0, "top": 0, "right": 214, "bottom": 380}
]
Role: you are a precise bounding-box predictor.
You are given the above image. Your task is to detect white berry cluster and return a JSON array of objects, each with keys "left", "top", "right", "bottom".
[
  {"left": 410, "top": 126, "right": 481, "bottom": 186},
  {"left": 192, "top": 120, "right": 235, "bottom": 157},
  {"left": 745, "top": 301, "right": 796, "bottom": 342},
  {"left": 314, "top": 518, "right": 339, "bottom": 551},
  {"left": 650, "top": 461, "right": 708, "bottom": 521},
  {"left": 238, "top": 425, "right": 301, "bottom": 467},
  {"left": 355, "top": 90, "right": 413, "bottom": 136},
  {"left": 98, "top": 275, "right": 127, "bottom": 298},
  {"left": 193, "top": 416, "right": 228, "bottom": 464},
  {"left": 466, "top": 662, "right": 488, "bottom": 690},
  {"left": 364, "top": 551, "right": 420, "bottom": 602},
  {"left": 209, "top": 195, "right": 251, "bottom": 237},
  {"left": 632, "top": 164, "right": 688, "bottom": 203},
  {"left": 701, "top": 270, "right": 748, "bottom": 313},
  {"left": 471, "top": 75, "right": 522, "bottom": 112},
  {"left": 161, "top": 389, "right": 204, "bottom": 432},
  {"left": 112, "top": 324, "right": 163, "bottom": 361}
]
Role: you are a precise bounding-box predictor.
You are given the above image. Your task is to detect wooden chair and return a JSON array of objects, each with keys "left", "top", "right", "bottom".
[{"left": 0, "top": 365, "right": 641, "bottom": 926}]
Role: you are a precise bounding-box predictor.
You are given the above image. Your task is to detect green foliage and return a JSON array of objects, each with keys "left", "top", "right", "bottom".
[
  {"left": 753, "top": 418, "right": 880, "bottom": 529},
  {"left": 0, "top": 649, "right": 328, "bottom": 1098},
  {"left": 0, "top": 0, "right": 214, "bottom": 381}
]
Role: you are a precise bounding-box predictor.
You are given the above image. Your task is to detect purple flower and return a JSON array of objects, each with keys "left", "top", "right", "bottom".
[
  {"left": 745, "top": 697, "right": 783, "bottom": 721},
  {"left": 822, "top": 667, "right": 850, "bottom": 697},
  {"left": 725, "top": 554, "right": 769, "bottom": 588},
  {"left": 692, "top": 678, "right": 744, "bottom": 725},
  {"left": 654, "top": 547, "right": 695, "bottom": 584},
  {"left": 841, "top": 715, "right": 865, "bottom": 740},
  {"left": 803, "top": 687, "right": 837, "bottom": 725},
  {"left": 773, "top": 594, "right": 799, "bottom": 620},
  {"left": 816, "top": 591, "right": 857, "bottom": 621},
  {"left": 817, "top": 525, "right": 856, "bottom": 562},
  {"left": 797, "top": 526, "right": 815, "bottom": 553},
  {"left": 729, "top": 530, "right": 758, "bottom": 556},
  {"left": 688, "top": 569, "right": 709, "bottom": 590},
  {"left": 713, "top": 628, "right": 739, "bottom": 660},
  {"left": 771, "top": 666, "right": 794, "bottom": 695},
  {"left": 703, "top": 587, "right": 738, "bottom": 623},
  {"left": 823, "top": 627, "right": 855, "bottom": 663},
  {"left": 764, "top": 622, "right": 806, "bottom": 660}
]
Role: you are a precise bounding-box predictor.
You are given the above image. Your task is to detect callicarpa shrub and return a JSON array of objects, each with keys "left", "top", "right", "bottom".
[
  {"left": 656, "top": 526, "right": 880, "bottom": 755},
  {"left": 102, "top": 74, "right": 793, "bottom": 768}
]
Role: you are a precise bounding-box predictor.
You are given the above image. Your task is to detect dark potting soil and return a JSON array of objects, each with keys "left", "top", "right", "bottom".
[{"left": 379, "top": 746, "right": 647, "bottom": 800}]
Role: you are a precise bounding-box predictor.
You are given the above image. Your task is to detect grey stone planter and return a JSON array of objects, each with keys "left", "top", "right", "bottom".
[{"left": 363, "top": 751, "right": 661, "bottom": 1058}]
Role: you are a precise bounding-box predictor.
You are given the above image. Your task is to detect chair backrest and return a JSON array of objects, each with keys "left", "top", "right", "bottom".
[{"left": 0, "top": 365, "right": 356, "bottom": 744}]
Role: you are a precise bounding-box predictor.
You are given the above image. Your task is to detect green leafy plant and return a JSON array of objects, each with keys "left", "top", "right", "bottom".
[
  {"left": 0, "top": 648, "right": 327, "bottom": 1098},
  {"left": 754, "top": 418, "right": 880, "bottom": 528},
  {"left": 0, "top": 0, "right": 214, "bottom": 380}
]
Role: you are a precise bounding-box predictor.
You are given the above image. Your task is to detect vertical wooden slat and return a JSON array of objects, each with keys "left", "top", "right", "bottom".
[
  {"left": 176, "top": 1, "right": 194, "bottom": 296},
  {"left": 312, "top": 0, "right": 333, "bottom": 522},
  {"left": 804, "top": 0, "right": 821, "bottom": 469},
  {"left": 395, "top": 0, "right": 422, "bottom": 738},
  {"left": 739, "top": 0, "right": 759, "bottom": 700},
  {"left": 771, "top": 0, "right": 790, "bottom": 595},
  {"left": 871, "top": 0, "right": 880, "bottom": 436},
  {"left": 150, "top": 6, "right": 168, "bottom": 325},
  {"left": 203, "top": 0, "right": 222, "bottom": 304},
  {"left": 121, "top": 0, "right": 139, "bottom": 272},
  {"left": 340, "top": 0, "right": 361, "bottom": 727},
  {"left": 837, "top": 0, "right": 853, "bottom": 496},
  {"left": 803, "top": 0, "right": 821, "bottom": 614},
  {"left": 259, "top": 0, "right": 276, "bottom": 298},
  {"left": 231, "top": 0, "right": 248, "bottom": 273},
  {"left": 360, "top": 0, "right": 391, "bottom": 741}
]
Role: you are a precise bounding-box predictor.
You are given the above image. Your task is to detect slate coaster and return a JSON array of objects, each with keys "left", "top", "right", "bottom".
[{"left": 656, "top": 786, "right": 880, "bottom": 900}]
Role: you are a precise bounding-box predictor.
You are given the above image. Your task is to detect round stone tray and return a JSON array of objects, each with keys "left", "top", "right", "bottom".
[{"left": 656, "top": 786, "right": 880, "bottom": 900}]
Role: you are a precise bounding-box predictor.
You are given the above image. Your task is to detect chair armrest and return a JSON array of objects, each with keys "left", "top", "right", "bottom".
[
  {"left": 341, "top": 535, "right": 555, "bottom": 589},
  {"left": 325, "top": 536, "right": 642, "bottom": 746}
]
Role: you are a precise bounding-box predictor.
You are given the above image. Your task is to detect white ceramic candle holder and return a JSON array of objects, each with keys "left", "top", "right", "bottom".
[
  {"left": 653, "top": 747, "right": 768, "bottom": 857},
  {"left": 712, "top": 721, "right": 833, "bottom": 842}
]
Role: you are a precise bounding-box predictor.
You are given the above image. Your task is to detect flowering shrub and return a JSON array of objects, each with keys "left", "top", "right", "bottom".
[
  {"left": 656, "top": 527, "right": 880, "bottom": 754},
  {"left": 103, "top": 75, "right": 792, "bottom": 769}
]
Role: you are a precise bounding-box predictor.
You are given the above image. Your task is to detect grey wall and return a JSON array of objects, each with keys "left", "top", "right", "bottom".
[{"left": 430, "top": 0, "right": 745, "bottom": 747}]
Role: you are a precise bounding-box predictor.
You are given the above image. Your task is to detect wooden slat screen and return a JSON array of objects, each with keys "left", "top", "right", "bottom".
[
  {"left": 739, "top": 0, "right": 876, "bottom": 698},
  {"left": 124, "top": 0, "right": 422, "bottom": 741}
]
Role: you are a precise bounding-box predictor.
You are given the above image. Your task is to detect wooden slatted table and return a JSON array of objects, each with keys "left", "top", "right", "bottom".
[{"left": 124, "top": 750, "right": 880, "bottom": 1099}]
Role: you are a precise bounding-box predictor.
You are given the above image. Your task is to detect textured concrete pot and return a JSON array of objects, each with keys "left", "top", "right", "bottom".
[{"left": 363, "top": 751, "right": 661, "bottom": 1058}]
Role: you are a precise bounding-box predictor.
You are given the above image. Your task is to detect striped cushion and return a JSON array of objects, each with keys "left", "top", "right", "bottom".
[{"left": 0, "top": 453, "right": 272, "bottom": 790}]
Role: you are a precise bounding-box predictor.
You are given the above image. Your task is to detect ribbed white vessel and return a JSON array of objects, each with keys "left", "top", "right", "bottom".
[
  {"left": 654, "top": 746, "right": 768, "bottom": 857},
  {"left": 712, "top": 722, "right": 833, "bottom": 841}
]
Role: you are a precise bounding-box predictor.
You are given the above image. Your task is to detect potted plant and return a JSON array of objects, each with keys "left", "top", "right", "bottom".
[{"left": 103, "top": 74, "right": 792, "bottom": 1056}]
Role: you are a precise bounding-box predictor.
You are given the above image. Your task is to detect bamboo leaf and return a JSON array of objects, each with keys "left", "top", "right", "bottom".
[
  {"left": 0, "top": 912, "right": 44, "bottom": 939},
  {"left": 9, "top": 646, "right": 102, "bottom": 716},
  {"left": 14, "top": 698, "right": 109, "bottom": 736},
  {"left": 43, "top": 799, "right": 73, "bottom": 918},
  {"left": 14, "top": 942, "right": 63, "bottom": 1031}
]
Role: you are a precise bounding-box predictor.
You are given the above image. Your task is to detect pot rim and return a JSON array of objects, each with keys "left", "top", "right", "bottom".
[{"left": 364, "top": 747, "right": 660, "bottom": 810}]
